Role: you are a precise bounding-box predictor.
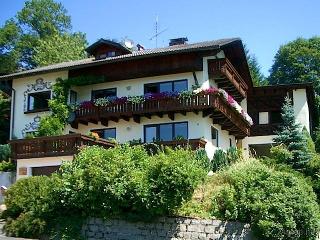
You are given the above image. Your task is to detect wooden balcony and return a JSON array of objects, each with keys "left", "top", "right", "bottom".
[
  {"left": 208, "top": 58, "right": 248, "bottom": 101},
  {"left": 71, "top": 93, "right": 251, "bottom": 139},
  {"left": 9, "top": 134, "right": 115, "bottom": 160},
  {"left": 250, "top": 124, "right": 279, "bottom": 136}
]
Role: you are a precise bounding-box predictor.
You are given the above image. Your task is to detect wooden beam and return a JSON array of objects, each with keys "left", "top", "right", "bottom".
[
  {"left": 168, "top": 112, "right": 175, "bottom": 121},
  {"left": 144, "top": 114, "right": 152, "bottom": 119},
  {"left": 88, "top": 119, "right": 98, "bottom": 124},
  {"left": 121, "top": 116, "right": 130, "bottom": 122},
  {"left": 79, "top": 120, "right": 88, "bottom": 126},
  {"left": 101, "top": 118, "right": 108, "bottom": 126},
  {"left": 156, "top": 112, "right": 164, "bottom": 118},
  {"left": 202, "top": 109, "right": 212, "bottom": 118},
  {"left": 109, "top": 117, "right": 119, "bottom": 123},
  {"left": 133, "top": 115, "right": 140, "bottom": 123},
  {"left": 70, "top": 121, "right": 78, "bottom": 129}
]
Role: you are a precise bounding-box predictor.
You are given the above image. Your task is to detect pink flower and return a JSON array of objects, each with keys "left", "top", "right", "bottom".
[{"left": 80, "top": 101, "right": 94, "bottom": 109}]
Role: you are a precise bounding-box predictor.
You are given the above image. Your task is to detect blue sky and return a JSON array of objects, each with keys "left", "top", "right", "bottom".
[{"left": 1, "top": 0, "right": 319, "bottom": 76}]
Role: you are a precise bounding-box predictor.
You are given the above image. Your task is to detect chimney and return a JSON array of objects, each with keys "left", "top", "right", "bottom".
[
  {"left": 136, "top": 44, "right": 145, "bottom": 51},
  {"left": 169, "top": 37, "right": 188, "bottom": 46}
]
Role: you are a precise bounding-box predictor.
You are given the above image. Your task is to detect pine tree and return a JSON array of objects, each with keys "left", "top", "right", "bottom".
[{"left": 273, "top": 97, "right": 310, "bottom": 169}]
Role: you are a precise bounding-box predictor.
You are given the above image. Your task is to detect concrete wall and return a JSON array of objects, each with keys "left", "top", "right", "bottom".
[
  {"left": 82, "top": 217, "right": 254, "bottom": 240},
  {"left": 0, "top": 172, "right": 16, "bottom": 203},
  {"left": 292, "top": 88, "right": 310, "bottom": 132}
]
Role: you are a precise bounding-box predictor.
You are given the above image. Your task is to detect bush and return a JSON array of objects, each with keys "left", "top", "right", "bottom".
[
  {"left": 37, "top": 116, "right": 64, "bottom": 137},
  {"left": 212, "top": 147, "right": 242, "bottom": 172},
  {"left": 0, "top": 144, "right": 10, "bottom": 161},
  {"left": 3, "top": 176, "right": 57, "bottom": 238},
  {"left": 0, "top": 161, "right": 15, "bottom": 172},
  {"left": 270, "top": 144, "right": 293, "bottom": 164},
  {"left": 56, "top": 145, "right": 205, "bottom": 219},
  {"left": 211, "top": 159, "right": 320, "bottom": 240},
  {"left": 145, "top": 148, "right": 206, "bottom": 216}
]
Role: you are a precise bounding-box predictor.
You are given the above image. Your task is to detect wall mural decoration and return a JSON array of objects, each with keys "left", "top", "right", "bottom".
[
  {"left": 23, "top": 78, "right": 52, "bottom": 111},
  {"left": 21, "top": 115, "right": 41, "bottom": 137}
]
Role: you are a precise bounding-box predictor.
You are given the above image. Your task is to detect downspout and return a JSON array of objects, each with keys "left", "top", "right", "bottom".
[{"left": 7, "top": 83, "right": 16, "bottom": 140}]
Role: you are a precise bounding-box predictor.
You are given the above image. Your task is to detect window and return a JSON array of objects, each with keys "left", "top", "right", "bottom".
[
  {"left": 211, "top": 126, "right": 219, "bottom": 147},
  {"left": 91, "top": 128, "right": 116, "bottom": 140},
  {"left": 144, "top": 79, "right": 188, "bottom": 94},
  {"left": 27, "top": 91, "right": 51, "bottom": 112},
  {"left": 270, "top": 111, "right": 282, "bottom": 124},
  {"left": 144, "top": 122, "right": 188, "bottom": 143},
  {"left": 107, "top": 51, "right": 116, "bottom": 57},
  {"left": 258, "top": 112, "right": 269, "bottom": 125},
  {"left": 69, "top": 90, "right": 77, "bottom": 104},
  {"left": 91, "top": 88, "right": 117, "bottom": 100},
  {"left": 229, "top": 138, "right": 232, "bottom": 147}
]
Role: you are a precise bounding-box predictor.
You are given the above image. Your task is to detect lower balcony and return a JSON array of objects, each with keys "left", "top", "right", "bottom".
[
  {"left": 71, "top": 92, "right": 252, "bottom": 139},
  {"left": 9, "top": 134, "right": 115, "bottom": 160},
  {"left": 9, "top": 135, "right": 207, "bottom": 160}
]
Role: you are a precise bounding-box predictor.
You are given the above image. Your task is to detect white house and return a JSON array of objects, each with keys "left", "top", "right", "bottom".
[{"left": 0, "top": 37, "right": 315, "bottom": 179}]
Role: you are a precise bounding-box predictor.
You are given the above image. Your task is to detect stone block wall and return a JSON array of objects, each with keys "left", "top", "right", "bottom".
[{"left": 82, "top": 217, "right": 254, "bottom": 240}]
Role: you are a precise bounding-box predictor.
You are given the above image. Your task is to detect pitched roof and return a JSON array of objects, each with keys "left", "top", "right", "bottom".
[{"left": 0, "top": 38, "right": 240, "bottom": 80}]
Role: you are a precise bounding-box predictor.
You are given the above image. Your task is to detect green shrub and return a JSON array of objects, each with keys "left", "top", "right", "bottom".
[
  {"left": 3, "top": 176, "right": 57, "bottom": 238},
  {"left": 212, "top": 147, "right": 242, "bottom": 172},
  {"left": 57, "top": 145, "right": 205, "bottom": 219},
  {"left": 0, "top": 161, "right": 15, "bottom": 172},
  {"left": 0, "top": 144, "right": 10, "bottom": 161},
  {"left": 37, "top": 116, "right": 64, "bottom": 137},
  {"left": 145, "top": 148, "right": 206, "bottom": 216},
  {"left": 211, "top": 159, "right": 320, "bottom": 240},
  {"left": 270, "top": 144, "right": 293, "bottom": 164}
]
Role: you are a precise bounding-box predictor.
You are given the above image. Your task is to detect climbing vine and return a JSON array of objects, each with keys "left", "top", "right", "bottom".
[{"left": 37, "top": 78, "right": 71, "bottom": 137}]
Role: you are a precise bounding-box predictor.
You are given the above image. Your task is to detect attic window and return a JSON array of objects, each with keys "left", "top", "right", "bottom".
[{"left": 96, "top": 51, "right": 116, "bottom": 60}]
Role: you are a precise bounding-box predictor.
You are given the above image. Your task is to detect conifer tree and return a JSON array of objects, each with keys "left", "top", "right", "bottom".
[{"left": 273, "top": 97, "right": 310, "bottom": 169}]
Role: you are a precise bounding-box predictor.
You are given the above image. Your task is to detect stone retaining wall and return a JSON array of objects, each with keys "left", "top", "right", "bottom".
[{"left": 82, "top": 217, "right": 254, "bottom": 240}]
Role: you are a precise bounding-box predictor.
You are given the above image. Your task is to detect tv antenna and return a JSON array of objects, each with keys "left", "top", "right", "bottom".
[{"left": 149, "top": 16, "right": 168, "bottom": 47}]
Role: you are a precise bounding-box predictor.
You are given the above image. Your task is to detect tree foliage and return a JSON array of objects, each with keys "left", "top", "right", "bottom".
[
  {"left": 0, "top": 0, "right": 87, "bottom": 73},
  {"left": 0, "top": 92, "right": 10, "bottom": 143},
  {"left": 268, "top": 37, "right": 320, "bottom": 92},
  {"left": 244, "top": 45, "right": 268, "bottom": 86},
  {"left": 33, "top": 32, "right": 87, "bottom": 67},
  {"left": 273, "top": 97, "right": 310, "bottom": 169}
]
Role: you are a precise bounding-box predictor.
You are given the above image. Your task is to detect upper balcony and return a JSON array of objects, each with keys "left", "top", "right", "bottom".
[
  {"left": 208, "top": 58, "right": 248, "bottom": 102},
  {"left": 70, "top": 90, "right": 252, "bottom": 139}
]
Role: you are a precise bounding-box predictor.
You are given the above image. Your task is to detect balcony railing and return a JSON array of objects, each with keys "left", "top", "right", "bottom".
[
  {"left": 209, "top": 58, "right": 248, "bottom": 101},
  {"left": 9, "top": 134, "right": 206, "bottom": 160},
  {"left": 72, "top": 93, "right": 251, "bottom": 138},
  {"left": 9, "top": 134, "right": 115, "bottom": 160},
  {"left": 250, "top": 124, "right": 279, "bottom": 136}
]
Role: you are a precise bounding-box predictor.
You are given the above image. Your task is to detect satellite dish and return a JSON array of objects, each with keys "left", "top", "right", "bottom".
[{"left": 124, "top": 39, "right": 134, "bottom": 49}]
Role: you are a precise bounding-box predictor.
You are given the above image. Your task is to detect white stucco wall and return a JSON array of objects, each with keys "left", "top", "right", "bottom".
[
  {"left": 11, "top": 71, "right": 68, "bottom": 139},
  {"left": 73, "top": 72, "right": 203, "bottom": 102},
  {"left": 292, "top": 89, "right": 310, "bottom": 132},
  {"left": 242, "top": 135, "right": 276, "bottom": 158},
  {"left": 16, "top": 155, "right": 73, "bottom": 180}
]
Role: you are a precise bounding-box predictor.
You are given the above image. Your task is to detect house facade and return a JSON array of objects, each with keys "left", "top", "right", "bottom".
[{"left": 0, "top": 37, "right": 314, "bottom": 179}]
